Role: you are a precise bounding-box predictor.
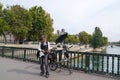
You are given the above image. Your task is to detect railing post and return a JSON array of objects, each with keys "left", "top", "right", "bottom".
[
  {"left": 12, "top": 47, "right": 14, "bottom": 59},
  {"left": 112, "top": 56, "right": 114, "bottom": 74},
  {"left": 101, "top": 55, "right": 104, "bottom": 72},
  {"left": 77, "top": 53, "right": 80, "bottom": 69},
  {"left": 85, "top": 52, "right": 90, "bottom": 72},
  {"left": 23, "top": 49, "right": 26, "bottom": 61},
  {"left": 106, "top": 56, "right": 109, "bottom": 73},
  {"left": 117, "top": 56, "right": 120, "bottom": 75},
  {"left": 81, "top": 53, "right": 83, "bottom": 69},
  {"left": 2, "top": 46, "right": 4, "bottom": 57},
  {"left": 97, "top": 55, "right": 99, "bottom": 72}
]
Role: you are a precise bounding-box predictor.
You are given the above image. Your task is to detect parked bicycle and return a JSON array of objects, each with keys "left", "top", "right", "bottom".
[{"left": 49, "top": 45, "right": 73, "bottom": 74}]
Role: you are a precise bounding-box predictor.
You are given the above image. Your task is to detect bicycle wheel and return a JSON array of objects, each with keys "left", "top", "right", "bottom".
[{"left": 49, "top": 61, "right": 58, "bottom": 71}]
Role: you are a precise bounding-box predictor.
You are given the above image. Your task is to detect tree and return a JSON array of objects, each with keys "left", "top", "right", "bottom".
[
  {"left": 4, "top": 5, "right": 32, "bottom": 43},
  {"left": 28, "top": 6, "right": 54, "bottom": 41},
  {"left": 65, "top": 34, "right": 79, "bottom": 44},
  {"left": 78, "top": 31, "right": 90, "bottom": 44},
  {"left": 0, "top": 3, "right": 10, "bottom": 44},
  {"left": 51, "top": 34, "right": 58, "bottom": 42},
  {"left": 0, "top": 4, "right": 54, "bottom": 43},
  {"left": 0, "top": 3, "right": 2, "bottom": 14},
  {"left": 91, "top": 27, "right": 103, "bottom": 49},
  {"left": 88, "top": 34, "right": 92, "bottom": 44},
  {"left": 102, "top": 37, "right": 108, "bottom": 46}
]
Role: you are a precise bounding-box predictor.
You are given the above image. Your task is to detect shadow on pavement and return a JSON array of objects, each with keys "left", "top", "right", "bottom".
[{"left": 7, "top": 69, "right": 40, "bottom": 76}]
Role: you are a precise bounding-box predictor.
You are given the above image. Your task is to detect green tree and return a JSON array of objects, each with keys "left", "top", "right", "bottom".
[
  {"left": 0, "top": 3, "right": 10, "bottom": 44},
  {"left": 88, "top": 34, "right": 92, "bottom": 44},
  {"left": 91, "top": 27, "right": 103, "bottom": 49},
  {"left": 28, "top": 6, "right": 54, "bottom": 41},
  {"left": 0, "top": 3, "right": 2, "bottom": 14},
  {"left": 51, "top": 34, "right": 58, "bottom": 42},
  {"left": 78, "top": 31, "right": 90, "bottom": 44},
  {"left": 4, "top": 5, "right": 32, "bottom": 43},
  {"left": 65, "top": 34, "right": 79, "bottom": 44},
  {"left": 102, "top": 37, "right": 108, "bottom": 46}
]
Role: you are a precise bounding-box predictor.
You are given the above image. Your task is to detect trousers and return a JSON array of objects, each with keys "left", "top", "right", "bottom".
[{"left": 39, "top": 54, "right": 49, "bottom": 74}]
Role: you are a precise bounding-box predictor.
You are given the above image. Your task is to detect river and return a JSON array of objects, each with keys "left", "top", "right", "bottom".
[{"left": 105, "top": 45, "right": 120, "bottom": 54}]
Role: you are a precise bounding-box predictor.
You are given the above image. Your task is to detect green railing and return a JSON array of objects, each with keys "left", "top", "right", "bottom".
[
  {"left": 0, "top": 46, "right": 61, "bottom": 63},
  {"left": 0, "top": 46, "right": 38, "bottom": 62},
  {"left": 0, "top": 46, "right": 120, "bottom": 76},
  {"left": 66, "top": 51, "right": 120, "bottom": 76}
]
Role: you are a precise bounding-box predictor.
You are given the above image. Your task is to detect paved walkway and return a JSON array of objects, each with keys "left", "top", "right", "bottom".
[{"left": 0, "top": 57, "right": 118, "bottom": 80}]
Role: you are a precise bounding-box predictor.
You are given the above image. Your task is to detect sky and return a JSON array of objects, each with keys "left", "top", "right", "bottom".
[{"left": 0, "top": 0, "right": 120, "bottom": 42}]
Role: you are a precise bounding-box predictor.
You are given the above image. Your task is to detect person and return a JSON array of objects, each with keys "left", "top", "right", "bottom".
[{"left": 37, "top": 35, "right": 50, "bottom": 78}]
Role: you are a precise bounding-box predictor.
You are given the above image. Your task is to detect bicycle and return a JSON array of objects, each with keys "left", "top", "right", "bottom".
[{"left": 49, "top": 45, "right": 73, "bottom": 74}]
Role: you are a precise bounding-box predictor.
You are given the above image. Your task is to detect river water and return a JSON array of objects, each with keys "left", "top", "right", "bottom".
[{"left": 105, "top": 46, "right": 120, "bottom": 55}]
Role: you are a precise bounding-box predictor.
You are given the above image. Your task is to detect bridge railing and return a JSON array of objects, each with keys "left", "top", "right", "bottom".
[
  {"left": 0, "top": 46, "right": 120, "bottom": 76},
  {"left": 66, "top": 51, "right": 120, "bottom": 76},
  {"left": 0, "top": 46, "right": 38, "bottom": 62},
  {"left": 0, "top": 46, "right": 61, "bottom": 63}
]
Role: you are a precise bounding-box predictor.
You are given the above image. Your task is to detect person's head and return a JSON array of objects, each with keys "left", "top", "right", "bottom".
[
  {"left": 40, "top": 35, "right": 46, "bottom": 43},
  {"left": 61, "top": 29, "right": 65, "bottom": 33}
]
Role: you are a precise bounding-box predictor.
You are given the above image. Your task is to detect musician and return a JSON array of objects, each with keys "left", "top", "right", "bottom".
[{"left": 37, "top": 35, "right": 50, "bottom": 77}]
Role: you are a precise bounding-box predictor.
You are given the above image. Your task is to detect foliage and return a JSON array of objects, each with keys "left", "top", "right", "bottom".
[
  {"left": 65, "top": 34, "right": 79, "bottom": 44},
  {"left": 51, "top": 34, "right": 58, "bottom": 42},
  {"left": 78, "top": 31, "right": 90, "bottom": 44},
  {"left": 88, "top": 34, "right": 92, "bottom": 44},
  {"left": 102, "top": 37, "right": 108, "bottom": 46},
  {"left": 91, "top": 27, "right": 108, "bottom": 49},
  {"left": 28, "top": 6, "right": 54, "bottom": 41},
  {"left": 0, "top": 3, "right": 10, "bottom": 43},
  {"left": 3, "top": 5, "right": 32, "bottom": 42},
  {"left": 0, "top": 3, "right": 54, "bottom": 43}
]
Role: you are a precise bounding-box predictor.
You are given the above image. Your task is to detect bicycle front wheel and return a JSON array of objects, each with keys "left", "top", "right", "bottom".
[{"left": 49, "top": 61, "right": 58, "bottom": 71}]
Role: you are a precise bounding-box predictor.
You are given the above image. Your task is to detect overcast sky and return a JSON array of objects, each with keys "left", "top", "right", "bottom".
[{"left": 0, "top": 0, "right": 120, "bottom": 42}]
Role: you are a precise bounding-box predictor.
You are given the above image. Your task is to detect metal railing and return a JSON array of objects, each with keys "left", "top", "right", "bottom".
[
  {"left": 0, "top": 46, "right": 61, "bottom": 63},
  {"left": 0, "top": 46, "right": 38, "bottom": 62},
  {"left": 66, "top": 51, "right": 120, "bottom": 76},
  {"left": 0, "top": 46, "right": 120, "bottom": 76}
]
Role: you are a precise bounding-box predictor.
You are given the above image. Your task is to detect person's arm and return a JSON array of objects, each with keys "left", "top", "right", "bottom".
[
  {"left": 36, "top": 42, "right": 41, "bottom": 58},
  {"left": 38, "top": 42, "right": 41, "bottom": 51},
  {"left": 47, "top": 42, "right": 51, "bottom": 52}
]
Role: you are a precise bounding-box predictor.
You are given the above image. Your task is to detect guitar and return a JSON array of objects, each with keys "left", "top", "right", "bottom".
[{"left": 37, "top": 50, "right": 49, "bottom": 58}]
